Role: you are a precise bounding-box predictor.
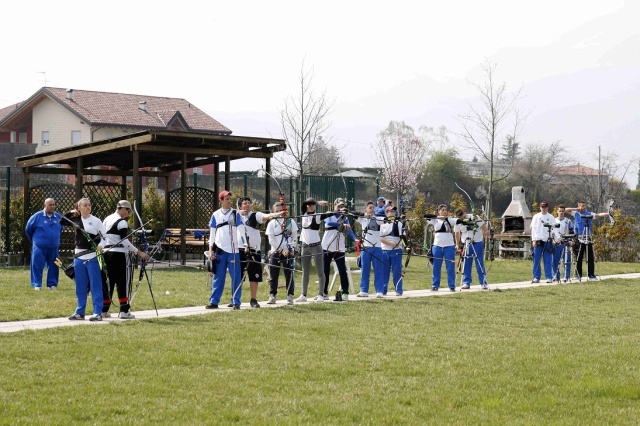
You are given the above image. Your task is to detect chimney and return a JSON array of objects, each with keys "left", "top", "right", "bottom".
[
  {"left": 66, "top": 89, "right": 74, "bottom": 101},
  {"left": 138, "top": 101, "right": 147, "bottom": 112}
]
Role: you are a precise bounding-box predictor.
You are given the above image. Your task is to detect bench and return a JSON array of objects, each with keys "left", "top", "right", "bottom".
[{"left": 161, "top": 228, "right": 209, "bottom": 260}]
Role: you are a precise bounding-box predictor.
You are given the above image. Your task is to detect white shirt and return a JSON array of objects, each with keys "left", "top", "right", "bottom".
[
  {"left": 380, "top": 219, "right": 404, "bottom": 251},
  {"left": 103, "top": 212, "right": 138, "bottom": 254},
  {"left": 77, "top": 215, "right": 107, "bottom": 260},
  {"left": 358, "top": 216, "right": 383, "bottom": 248},
  {"left": 454, "top": 214, "right": 485, "bottom": 244},
  {"left": 427, "top": 218, "right": 458, "bottom": 247},
  {"left": 265, "top": 218, "right": 299, "bottom": 252},
  {"left": 530, "top": 212, "right": 557, "bottom": 242},
  {"left": 321, "top": 213, "right": 350, "bottom": 252},
  {"left": 300, "top": 213, "right": 324, "bottom": 245},
  {"left": 209, "top": 208, "right": 245, "bottom": 254},
  {"left": 237, "top": 211, "right": 267, "bottom": 251}
]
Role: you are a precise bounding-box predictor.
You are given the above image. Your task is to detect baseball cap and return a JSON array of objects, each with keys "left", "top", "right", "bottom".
[
  {"left": 540, "top": 201, "right": 549, "bottom": 208},
  {"left": 117, "top": 200, "right": 132, "bottom": 210},
  {"left": 385, "top": 205, "right": 397, "bottom": 211},
  {"left": 377, "top": 197, "right": 386, "bottom": 202},
  {"left": 218, "top": 190, "right": 231, "bottom": 200}
]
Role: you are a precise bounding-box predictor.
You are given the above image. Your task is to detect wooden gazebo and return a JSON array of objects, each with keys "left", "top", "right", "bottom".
[{"left": 16, "top": 130, "right": 286, "bottom": 263}]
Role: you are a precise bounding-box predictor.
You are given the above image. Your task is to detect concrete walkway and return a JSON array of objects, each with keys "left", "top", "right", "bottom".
[{"left": 2, "top": 273, "right": 639, "bottom": 334}]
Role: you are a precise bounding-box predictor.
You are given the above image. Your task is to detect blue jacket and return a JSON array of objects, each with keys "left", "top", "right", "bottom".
[{"left": 25, "top": 210, "right": 62, "bottom": 249}]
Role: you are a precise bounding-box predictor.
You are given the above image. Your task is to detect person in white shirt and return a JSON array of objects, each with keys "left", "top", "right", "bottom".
[
  {"left": 321, "top": 198, "right": 357, "bottom": 301},
  {"left": 530, "top": 201, "right": 558, "bottom": 283},
  {"left": 424, "top": 204, "right": 459, "bottom": 292},
  {"left": 454, "top": 208, "right": 490, "bottom": 290},
  {"left": 63, "top": 198, "right": 107, "bottom": 321},
  {"left": 206, "top": 190, "right": 246, "bottom": 310},
  {"left": 236, "top": 196, "right": 284, "bottom": 308},
  {"left": 265, "top": 201, "right": 299, "bottom": 305},
  {"left": 379, "top": 206, "right": 410, "bottom": 296},
  {"left": 102, "top": 200, "right": 150, "bottom": 319},
  {"left": 356, "top": 201, "right": 385, "bottom": 298},
  {"left": 297, "top": 198, "right": 331, "bottom": 302}
]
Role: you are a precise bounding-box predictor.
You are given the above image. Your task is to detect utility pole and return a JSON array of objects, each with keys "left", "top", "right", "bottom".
[{"left": 597, "top": 145, "right": 602, "bottom": 212}]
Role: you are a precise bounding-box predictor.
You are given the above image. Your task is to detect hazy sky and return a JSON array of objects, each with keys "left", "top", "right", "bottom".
[{"left": 2, "top": 1, "right": 638, "bottom": 186}]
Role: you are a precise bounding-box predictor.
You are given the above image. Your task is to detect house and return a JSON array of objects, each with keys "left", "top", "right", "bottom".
[{"left": 0, "top": 87, "right": 231, "bottom": 174}]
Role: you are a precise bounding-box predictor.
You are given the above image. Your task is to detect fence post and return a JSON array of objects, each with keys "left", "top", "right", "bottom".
[{"left": 3, "top": 167, "right": 9, "bottom": 253}]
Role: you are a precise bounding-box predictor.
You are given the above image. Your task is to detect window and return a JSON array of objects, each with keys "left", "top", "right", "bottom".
[
  {"left": 71, "top": 131, "right": 81, "bottom": 146},
  {"left": 10, "top": 131, "right": 16, "bottom": 143},
  {"left": 19, "top": 132, "right": 27, "bottom": 144},
  {"left": 41, "top": 131, "right": 50, "bottom": 146}
]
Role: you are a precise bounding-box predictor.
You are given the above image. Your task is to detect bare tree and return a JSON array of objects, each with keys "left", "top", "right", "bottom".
[
  {"left": 302, "top": 135, "right": 344, "bottom": 174},
  {"left": 373, "top": 121, "right": 431, "bottom": 205},
  {"left": 276, "top": 62, "right": 335, "bottom": 185},
  {"left": 456, "top": 59, "right": 527, "bottom": 218},
  {"left": 512, "top": 141, "right": 568, "bottom": 203}
]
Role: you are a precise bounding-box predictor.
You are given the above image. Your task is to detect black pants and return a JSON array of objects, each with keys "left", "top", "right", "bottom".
[
  {"left": 103, "top": 251, "right": 132, "bottom": 313},
  {"left": 268, "top": 252, "right": 294, "bottom": 296},
  {"left": 323, "top": 251, "right": 349, "bottom": 294},
  {"left": 575, "top": 242, "right": 595, "bottom": 278}
]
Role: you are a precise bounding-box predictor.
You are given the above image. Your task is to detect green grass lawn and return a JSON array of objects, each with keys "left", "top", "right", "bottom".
[{"left": 1, "top": 260, "right": 640, "bottom": 424}]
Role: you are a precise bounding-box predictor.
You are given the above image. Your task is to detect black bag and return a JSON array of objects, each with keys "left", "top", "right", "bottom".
[
  {"left": 64, "top": 264, "right": 75, "bottom": 279},
  {"left": 356, "top": 255, "right": 362, "bottom": 269}
]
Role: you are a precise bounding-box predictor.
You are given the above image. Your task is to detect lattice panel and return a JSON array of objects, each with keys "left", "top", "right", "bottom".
[{"left": 168, "top": 187, "right": 216, "bottom": 229}]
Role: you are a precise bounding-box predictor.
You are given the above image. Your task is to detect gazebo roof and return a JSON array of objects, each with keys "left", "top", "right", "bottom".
[{"left": 16, "top": 130, "right": 286, "bottom": 173}]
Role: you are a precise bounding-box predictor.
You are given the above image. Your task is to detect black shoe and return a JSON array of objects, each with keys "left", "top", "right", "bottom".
[
  {"left": 227, "top": 303, "right": 234, "bottom": 308},
  {"left": 431, "top": 287, "right": 438, "bottom": 292},
  {"left": 250, "top": 298, "right": 260, "bottom": 308},
  {"left": 334, "top": 291, "right": 343, "bottom": 301},
  {"left": 233, "top": 304, "right": 241, "bottom": 310},
  {"left": 68, "top": 313, "right": 85, "bottom": 321},
  {"left": 205, "top": 304, "right": 218, "bottom": 309}
]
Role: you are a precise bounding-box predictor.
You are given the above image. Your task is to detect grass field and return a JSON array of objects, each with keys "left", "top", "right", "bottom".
[{"left": 1, "top": 260, "right": 640, "bottom": 424}]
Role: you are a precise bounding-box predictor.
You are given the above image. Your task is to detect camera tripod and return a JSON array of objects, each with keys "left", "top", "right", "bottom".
[
  {"left": 553, "top": 237, "right": 574, "bottom": 283},
  {"left": 457, "top": 224, "right": 488, "bottom": 289}
]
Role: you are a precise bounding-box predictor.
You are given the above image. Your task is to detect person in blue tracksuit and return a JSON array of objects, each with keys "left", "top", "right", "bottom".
[
  {"left": 25, "top": 198, "right": 62, "bottom": 290},
  {"left": 206, "top": 190, "right": 246, "bottom": 310},
  {"left": 425, "top": 204, "right": 459, "bottom": 292},
  {"left": 356, "top": 201, "right": 386, "bottom": 298},
  {"left": 530, "top": 201, "right": 557, "bottom": 283}
]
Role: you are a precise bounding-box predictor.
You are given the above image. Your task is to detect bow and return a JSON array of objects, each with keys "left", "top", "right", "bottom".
[
  {"left": 608, "top": 199, "right": 616, "bottom": 227},
  {"left": 403, "top": 215, "right": 412, "bottom": 269},
  {"left": 60, "top": 214, "right": 107, "bottom": 272},
  {"left": 131, "top": 199, "right": 158, "bottom": 316}
]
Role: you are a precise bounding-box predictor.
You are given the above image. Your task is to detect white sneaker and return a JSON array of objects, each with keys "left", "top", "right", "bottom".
[
  {"left": 295, "top": 295, "right": 307, "bottom": 303},
  {"left": 395, "top": 292, "right": 403, "bottom": 296},
  {"left": 315, "top": 295, "right": 324, "bottom": 302},
  {"left": 34, "top": 286, "right": 41, "bottom": 291},
  {"left": 356, "top": 292, "right": 369, "bottom": 298},
  {"left": 376, "top": 292, "right": 384, "bottom": 298},
  {"left": 323, "top": 294, "right": 330, "bottom": 301},
  {"left": 48, "top": 286, "right": 57, "bottom": 290},
  {"left": 118, "top": 311, "right": 135, "bottom": 319},
  {"left": 267, "top": 295, "right": 276, "bottom": 305},
  {"left": 287, "top": 295, "right": 294, "bottom": 305},
  {"left": 342, "top": 294, "right": 349, "bottom": 301},
  {"left": 102, "top": 312, "right": 112, "bottom": 318}
]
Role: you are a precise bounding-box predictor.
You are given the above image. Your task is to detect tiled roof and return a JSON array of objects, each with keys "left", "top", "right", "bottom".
[
  {"left": 555, "top": 164, "right": 605, "bottom": 176},
  {"left": 41, "top": 87, "right": 231, "bottom": 134},
  {"left": 0, "top": 102, "right": 21, "bottom": 122}
]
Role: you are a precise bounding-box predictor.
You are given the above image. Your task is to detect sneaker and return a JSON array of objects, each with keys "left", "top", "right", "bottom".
[
  {"left": 267, "top": 295, "right": 276, "bottom": 305},
  {"left": 376, "top": 292, "right": 384, "bottom": 298},
  {"left": 250, "top": 298, "right": 260, "bottom": 308},
  {"left": 295, "top": 295, "right": 307, "bottom": 303},
  {"left": 205, "top": 303, "right": 218, "bottom": 309},
  {"left": 287, "top": 295, "right": 294, "bottom": 305},
  {"left": 356, "top": 292, "right": 369, "bottom": 298},
  {"left": 102, "top": 312, "right": 112, "bottom": 318},
  {"left": 449, "top": 288, "right": 456, "bottom": 292},
  {"left": 323, "top": 294, "right": 330, "bottom": 301},
  {"left": 532, "top": 279, "right": 540, "bottom": 283},
  {"left": 481, "top": 284, "right": 489, "bottom": 290},
  {"left": 227, "top": 303, "right": 234, "bottom": 308},
  {"left": 34, "top": 286, "right": 41, "bottom": 291},
  {"left": 546, "top": 279, "right": 553, "bottom": 283},
  {"left": 48, "top": 286, "right": 57, "bottom": 290},
  {"left": 431, "top": 287, "right": 438, "bottom": 292},
  {"left": 118, "top": 311, "right": 135, "bottom": 319},
  {"left": 461, "top": 285, "right": 470, "bottom": 290},
  {"left": 233, "top": 304, "right": 241, "bottom": 310},
  {"left": 342, "top": 294, "right": 349, "bottom": 302},
  {"left": 314, "top": 294, "right": 324, "bottom": 302},
  {"left": 89, "top": 314, "right": 103, "bottom": 322},
  {"left": 588, "top": 276, "right": 597, "bottom": 281},
  {"left": 68, "top": 313, "right": 84, "bottom": 321},
  {"left": 395, "top": 292, "right": 403, "bottom": 296}
]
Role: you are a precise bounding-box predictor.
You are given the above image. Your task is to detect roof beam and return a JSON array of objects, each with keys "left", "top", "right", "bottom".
[{"left": 136, "top": 144, "right": 274, "bottom": 159}]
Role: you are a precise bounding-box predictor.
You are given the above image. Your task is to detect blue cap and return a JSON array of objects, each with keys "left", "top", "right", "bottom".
[{"left": 377, "top": 197, "right": 386, "bottom": 202}]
